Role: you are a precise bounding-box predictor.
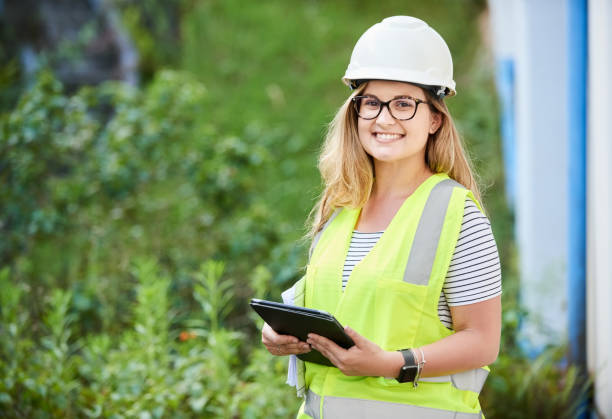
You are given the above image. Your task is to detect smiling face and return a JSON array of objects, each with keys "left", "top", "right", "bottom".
[{"left": 357, "top": 80, "right": 440, "bottom": 169}]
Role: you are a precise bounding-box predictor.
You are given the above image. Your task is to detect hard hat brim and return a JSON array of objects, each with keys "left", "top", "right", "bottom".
[{"left": 342, "top": 67, "right": 456, "bottom": 97}]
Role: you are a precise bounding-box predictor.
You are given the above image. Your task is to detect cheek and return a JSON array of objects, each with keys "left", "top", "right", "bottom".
[
  {"left": 405, "top": 118, "right": 431, "bottom": 143},
  {"left": 358, "top": 128, "right": 375, "bottom": 156},
  {"left": 357, "top": 119, "right": 373, "bottom": 143}
]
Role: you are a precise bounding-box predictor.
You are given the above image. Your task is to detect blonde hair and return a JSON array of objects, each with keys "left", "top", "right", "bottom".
[{"left": 308, "top": 82, "right": 482, "bottom": 239}]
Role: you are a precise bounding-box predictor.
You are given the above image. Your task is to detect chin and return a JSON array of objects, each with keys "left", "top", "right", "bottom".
[{"left": 370, "top": 153, "right": 403, "bottom": 163}]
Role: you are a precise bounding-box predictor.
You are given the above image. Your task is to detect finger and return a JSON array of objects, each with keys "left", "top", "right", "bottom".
[
  {"left": 307, "top": 334, "right": 343, "bottom": 365},
  {"left": 298, "top": 345, "right": 312, "bottom": 354},
  {"left": 261, "top": 323, "right": 277, "bottom": 344},
  {"left": 265, "top": 344, "right": 284, "bottom": 356},
  {"left": 262, "top": 323, "right": 298, "bottom": 341},
  {"left": 278, "top": 342, "right": 310, "bottom": 352},
  {"left": 314, "top": 343, "right": 340, "bottom": 365},
  {"left": 318, "top": 345, "right": 342, "bottom": 367},
  {"left": 308, "top": 333, "right": 340, "bottom": 350},
  {"left": 284, "top": 344, "right": 312, "bottom": 355},
  {"left": 265, "top": 341, "right": 311, "bottom": 355},
  {"left": 262, "top": 328, "right": 299, "bottom": 346},
  {"left": 344, "top": 326, "right": 368, "bottom": 347}
]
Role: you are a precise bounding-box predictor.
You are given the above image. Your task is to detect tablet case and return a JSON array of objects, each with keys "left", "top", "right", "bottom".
[{"left": 250, "top": 298, "right": 355, "bottom": 366}]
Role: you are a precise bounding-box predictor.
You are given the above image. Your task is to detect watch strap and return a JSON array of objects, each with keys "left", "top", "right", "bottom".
[{"left": 396, "top": 348, "right": 418, "bottom": 383}]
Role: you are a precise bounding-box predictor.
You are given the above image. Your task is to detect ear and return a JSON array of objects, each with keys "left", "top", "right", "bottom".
[{"left": 429, "top": 111, "right": 442, "bottom": 135}]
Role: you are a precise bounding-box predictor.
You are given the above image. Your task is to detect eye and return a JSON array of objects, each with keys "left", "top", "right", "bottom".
[
  {"left": 393, "top": 98, "right": 416, "bottom": 109},
  {"left": 362, "top": 97, "right": 380, "bottom": 108}
]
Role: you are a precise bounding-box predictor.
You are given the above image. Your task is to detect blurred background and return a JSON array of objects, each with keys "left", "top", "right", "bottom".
[{"left": 0, "top": 0, "right": 608, "bottom": 417}]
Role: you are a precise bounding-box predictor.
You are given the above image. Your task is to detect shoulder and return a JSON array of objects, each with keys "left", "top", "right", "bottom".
[
  {"left": 455, "top": 198, "right": 495, "bottom": 251},
  {"left": 444, "top": 196, "right": 501, "bottom": 306},
  {"left": 462, "top": 198, "right": 490, "bottom": 225}
]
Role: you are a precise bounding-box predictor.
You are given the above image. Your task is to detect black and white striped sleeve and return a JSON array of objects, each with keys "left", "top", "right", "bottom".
[{"left": 442, "top": 199, "right": 502, "bottom": 307}]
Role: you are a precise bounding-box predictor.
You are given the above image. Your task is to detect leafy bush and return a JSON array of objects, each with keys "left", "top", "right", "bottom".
[
  {"left": 1, "top": 69, "right": 297, "bottom": 328},
  {"left": 482, "top": 346, "right": 591, "bottom": 419},
  {"left": 0, "top": 259, "right": 298, "bottom": 418},
  {"left": 0, "top": 69, "right": 302, "bottom": 416}
]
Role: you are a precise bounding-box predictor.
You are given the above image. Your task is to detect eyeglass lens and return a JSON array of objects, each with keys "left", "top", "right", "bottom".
[{"left": 354, "top": 96, "right": 418, "bottom": 120}]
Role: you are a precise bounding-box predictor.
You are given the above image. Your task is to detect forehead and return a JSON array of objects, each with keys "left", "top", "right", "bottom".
[{"left": 362, "top": 80, "right": 425, "bottom": 100}]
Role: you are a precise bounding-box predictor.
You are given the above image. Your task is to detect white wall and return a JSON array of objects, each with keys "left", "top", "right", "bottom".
[
  {"left": 489, "top": 0, "right": 569, "bottom": 353},
  {"left": 490, "top": 0, "right": 612, "bottom": 413},
  {"left": 587, "top": 0, "right": 612, "bottom": 415}
]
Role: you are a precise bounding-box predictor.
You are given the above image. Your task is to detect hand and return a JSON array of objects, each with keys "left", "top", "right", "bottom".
[
  {"left": 307, "top": 326, "right": 400, "bottom": 377},
  {"left": 261, "top": 322, "right": 311, "bottom": 356}
]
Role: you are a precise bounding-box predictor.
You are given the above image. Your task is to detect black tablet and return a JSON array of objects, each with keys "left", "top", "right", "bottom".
[{"left": 250, "top": 298, "right": 355, "bottom": 366}]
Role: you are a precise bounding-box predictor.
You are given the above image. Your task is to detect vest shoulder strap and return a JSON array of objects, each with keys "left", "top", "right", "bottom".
[
  {"left": 402, "top": 178, "right": 465, "bottom": 285},
  {"left": 309, "top": 208, "right": 341, "bottom": 260}
]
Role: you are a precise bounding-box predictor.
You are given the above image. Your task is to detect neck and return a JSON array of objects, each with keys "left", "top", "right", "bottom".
[{"left": 371, "top": 159, "right": 434, "bottom": 200}]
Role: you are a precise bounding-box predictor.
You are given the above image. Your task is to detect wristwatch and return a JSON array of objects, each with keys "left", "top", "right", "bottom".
[{"left": 396, "top": 348, "right": 418, "bottom": 383}]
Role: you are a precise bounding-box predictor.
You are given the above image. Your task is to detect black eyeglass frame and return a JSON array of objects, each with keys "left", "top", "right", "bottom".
[{"left": 351, "top": 95, "right": 429, "bottom": 121}]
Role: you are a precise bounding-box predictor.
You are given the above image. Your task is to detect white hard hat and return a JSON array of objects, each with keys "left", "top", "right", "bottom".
[{"left": 342, "top": 16, "right": 456, "bottom": 97}]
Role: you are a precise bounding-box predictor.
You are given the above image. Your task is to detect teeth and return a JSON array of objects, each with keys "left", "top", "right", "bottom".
[{"left": 376, "top": 133, "right": 402, "bottom": 140}]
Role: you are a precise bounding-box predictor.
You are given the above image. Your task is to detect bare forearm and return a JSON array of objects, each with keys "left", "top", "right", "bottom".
[
  {"left": 378, "top": 298, "right": 502, "bottom": 379},
  {"left": 308, "top": 298, "right": 501, "bottom": 380},
  {"left": 416, "top": 328, "right": 499, "bottom": 377},
  {"left": 372, "top": 328, "right": 498, "bottom": 379}
]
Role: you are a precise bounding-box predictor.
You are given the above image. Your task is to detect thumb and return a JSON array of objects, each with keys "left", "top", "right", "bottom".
[{"left": 344, "top": 326, "right": 368, "bottom": 347}]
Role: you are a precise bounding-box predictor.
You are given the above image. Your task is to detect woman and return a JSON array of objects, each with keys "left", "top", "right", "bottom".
[{"left": 262, "top": 16, "right": 501, "bottom": 418}]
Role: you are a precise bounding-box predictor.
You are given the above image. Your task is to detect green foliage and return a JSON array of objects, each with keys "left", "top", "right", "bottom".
[
  {"left": 0, "top": 70, "right": 97, "bottom": 258},
  {"left": 0, "top": 67, "right": 303, "bottom": 415},
  {"left": 0, "top": 259, "right": 297, "bottom": 418},
  {"left": 0, "top": 272, "right": 80, "bottom": 416},
  {"left": 482, "top": 346, "right": 591, "bottom": 418},
  {"left": 113, "top": 0, "right": 186, "bottom": 78},
  {"left": 1, "top": 68, "right": 289, "bottom": 327},
  {"left": 192, "top": 261, "right": 233, "bottom": 333}
]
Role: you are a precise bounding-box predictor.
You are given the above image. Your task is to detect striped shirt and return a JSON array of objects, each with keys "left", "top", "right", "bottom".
[{"left": 342, "top": 199, "right": 502, "bottom": 329}]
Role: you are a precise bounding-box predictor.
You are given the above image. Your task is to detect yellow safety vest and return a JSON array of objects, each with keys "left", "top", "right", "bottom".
[{"left": 295, "top": 173, "right": 489, "bottom": 419}]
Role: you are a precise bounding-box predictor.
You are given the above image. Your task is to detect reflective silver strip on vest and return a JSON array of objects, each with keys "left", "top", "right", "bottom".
[
  {"left": 403, "top": 179, "right": 464, "bottom": 285},
  {"left": 312, "top": 391, "right": 481, "bottom": 419},
  {"left": 419, "top": 367, "right": 489, "bottom": 393},
  {"left": 305, "top": 389, "right": 321, "bottom": 419},
  {"left": 309, "top": 209, "right": 341, "bottom": 259}
]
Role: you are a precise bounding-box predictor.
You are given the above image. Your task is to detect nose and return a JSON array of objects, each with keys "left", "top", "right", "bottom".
[{"left": 376, "top": 103, "right": 395, "bottom": 125}]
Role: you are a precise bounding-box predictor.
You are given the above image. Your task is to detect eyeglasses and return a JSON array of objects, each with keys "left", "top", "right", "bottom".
[{"left": 352, "top": 95, "right": 429, "bottom": 121}]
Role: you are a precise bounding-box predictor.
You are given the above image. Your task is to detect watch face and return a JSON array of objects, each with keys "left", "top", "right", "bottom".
[
  {"left": 398, "top": 364, "right": 417, "bottom": 383},
  {"left": 396, "top": 349, "right": 418, "bottom": 383}
]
